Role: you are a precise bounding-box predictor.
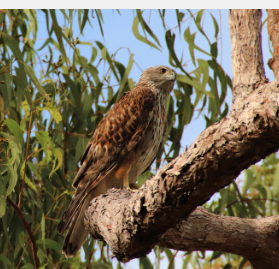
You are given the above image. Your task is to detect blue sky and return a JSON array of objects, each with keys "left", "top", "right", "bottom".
[
  {"left": 36, "top": 9, "right": 274, "bottom": 149},
  {"left": 34, "top": 9, "right": 275, "bottom": 268}
]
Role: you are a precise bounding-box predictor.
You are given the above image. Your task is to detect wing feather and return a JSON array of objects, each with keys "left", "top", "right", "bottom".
[{"left": 72, "top": 87, "right": 155, "bottom": 188}]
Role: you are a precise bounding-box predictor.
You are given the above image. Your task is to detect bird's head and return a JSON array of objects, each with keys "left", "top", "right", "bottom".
[{"left": 140, "top": 65, "right": 176, "bottom": 94}]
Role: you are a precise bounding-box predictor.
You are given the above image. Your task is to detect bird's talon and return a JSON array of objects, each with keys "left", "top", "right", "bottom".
[{"left": 123, "top": 186, "right": 137, "bottom": 192}]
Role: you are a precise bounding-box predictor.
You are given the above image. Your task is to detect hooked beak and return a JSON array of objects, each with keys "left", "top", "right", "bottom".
[{"left": 169, "top": 70, "right": 176, "bottom": 81}]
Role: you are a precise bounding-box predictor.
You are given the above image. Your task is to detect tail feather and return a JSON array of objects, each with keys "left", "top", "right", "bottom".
[
  {"left": 58, "top": 169, "right": 114, "bottom": 257},
  {"left": 58, "top": 185, "right": 89, "bottom": 235},
  {"left": 61, "top": 197, "right": 91, "bottom": 257},
  {"left": 57, "top": 182, "right": 93, "bottom": 257}
]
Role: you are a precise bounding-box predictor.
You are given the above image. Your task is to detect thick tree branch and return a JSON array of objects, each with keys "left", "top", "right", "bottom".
[
  {"left": 267, "top": 10, "right": 279, "bottom": 79},
  {"left": 159, "top": 208, "right": 279, "bottom": 269},
  {"left": 84, "top": 9, "right": 279, "bottom": 267}
]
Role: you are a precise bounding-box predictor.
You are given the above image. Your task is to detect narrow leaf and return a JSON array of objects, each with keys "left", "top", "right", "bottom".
[
  {"left": 22, "top": 62, "right": 50, "bottom": 101},
  {"left": 136, "top": 10, "right": 161, "bottom": 48},
  {"left": 139, "top": 257, "right": 153, "bottom": 269},
  {"left": 210, "top": 14, "right": 219, "bottom": 39},
  {"left": 117, "top": 53, "right": 134, "bottom": 100},
  {"left": 36, "top": 239, "right": 62, "bottom": 252},
  {"left": 0, "top": 175, "right": 7, "bottom": 217},
  {"left": 177, "top": 74, "right": 213, "bottom": 96},
  {"left": 2, "top": 32, "right": 23, "bottom": 61},
  {"left": 4, "top": 119, "right": 24, "bottom": 144},
  {"left": 0, "top": 254, "right": 11, "bottom": 265},
  {"left": 132, "top": 15, "right": 161, "bottom": 51},
  {"left": 166, "top": 30, "right": 188, "bottom": 75},
  {"left": 50, "top": 10, "right": 73, "bottom": 64}
]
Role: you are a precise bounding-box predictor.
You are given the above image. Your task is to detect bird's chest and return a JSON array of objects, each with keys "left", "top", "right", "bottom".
[{"left": 130, "top": 99, "right": 167, "bottom": 181}]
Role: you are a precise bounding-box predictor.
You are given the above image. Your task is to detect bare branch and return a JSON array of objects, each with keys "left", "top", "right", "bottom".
[{"left": 160, "top": 208, "right": 279, "bottom": 269}]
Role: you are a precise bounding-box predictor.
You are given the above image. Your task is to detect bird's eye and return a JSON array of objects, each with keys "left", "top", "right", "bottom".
[{"left": 160, "top": 68, "right": 167, "bottom": 74}]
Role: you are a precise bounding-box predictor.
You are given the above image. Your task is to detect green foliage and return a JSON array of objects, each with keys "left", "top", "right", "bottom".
[{"left": 0, "top": 8, "right": 265, "bottom": 269}]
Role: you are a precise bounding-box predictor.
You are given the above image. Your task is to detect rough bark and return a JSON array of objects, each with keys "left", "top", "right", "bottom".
[
  {"left": 267, "top": 9, "right": 279, "bottom": 79},
  {"left": 159, "top": 208, "right": 279, "bottom": 269},
  {"left": 229, "top": 9, "right": 266, "bottom": 98},
  {"left": 84, "top": 9, "right": 279, "bottom": 268}
]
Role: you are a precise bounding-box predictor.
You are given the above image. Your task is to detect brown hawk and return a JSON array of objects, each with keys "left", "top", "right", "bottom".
[{"left": 57, "top": 65, "right": 176, "bottom": 257}]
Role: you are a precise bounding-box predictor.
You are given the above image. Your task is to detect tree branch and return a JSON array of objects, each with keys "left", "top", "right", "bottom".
[
  {"left": 159, "top": 208, "right": 279, "bottom": 269},
  {"left": 7, "top": 196, "right": 39, "bottom": 269}
]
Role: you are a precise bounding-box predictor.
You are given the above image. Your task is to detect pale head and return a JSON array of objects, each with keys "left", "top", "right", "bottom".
[{"left": 139, "top": 65, "right": 176, "bottom": 94}]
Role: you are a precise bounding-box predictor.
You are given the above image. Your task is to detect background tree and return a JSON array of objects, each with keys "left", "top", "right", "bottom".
[{"left": 0, "top": 9, "right": 278, "bottom": 269}]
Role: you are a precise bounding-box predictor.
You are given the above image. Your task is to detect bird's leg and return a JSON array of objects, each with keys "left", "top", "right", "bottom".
[
  {"left": 123, "top": 172, "right": 130, "bottom": 190},
  {"left": 123, "top": 171, "right": 137, "bottom": 192},
  {"left": 114, "top": 150, "right": 137, "bottom": 191}
]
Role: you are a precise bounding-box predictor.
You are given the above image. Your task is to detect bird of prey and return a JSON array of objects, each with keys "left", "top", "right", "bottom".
[{"left": 57, "top": 65, "right": 176, "bottom": 257}]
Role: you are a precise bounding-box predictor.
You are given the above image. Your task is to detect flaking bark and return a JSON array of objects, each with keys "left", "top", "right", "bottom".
[
  {"left": 159, "top": 208, "right": 279, "bottom": 269},
  {"left": 267, "top": 10, "right": 279, "bottom": 79},
  {"left": 85, "top": 9, "right": 279, "bottom": 267}
]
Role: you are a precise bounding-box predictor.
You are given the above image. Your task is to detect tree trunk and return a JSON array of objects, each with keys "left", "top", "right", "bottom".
[{"left": 85, "top": 9, "right": 279, "bottom": 268}]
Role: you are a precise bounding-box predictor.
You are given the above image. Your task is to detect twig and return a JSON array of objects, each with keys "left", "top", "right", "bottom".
[
  {"left": 15, "top": 200, "right": 64, "bottom": 269},
  {"left": 27, "top": 148, "right": 43, "bottom": 161},
  {"left": 101, "top": 65, "right": 112, "bottom": 84},
  {"left": 63, "top": 130, "right": 68, "bottom": 177},
  {"left": 18, "top": 111, "right": 33, "bottom": 208},
  {"left": 7, "top": 196, "right": 39, "bottom": 269},
  {"left": 169, "top": 10, "right": 200, "bottom": 31},
  {"left": 0, "top": 58, "right": 17, "bottom": 75},
  {"left": 95, "top": 58, "right": 102, "bottom": 69},
  {"left": 167, "top": 250, "right": 179, "bottom": 269}
]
